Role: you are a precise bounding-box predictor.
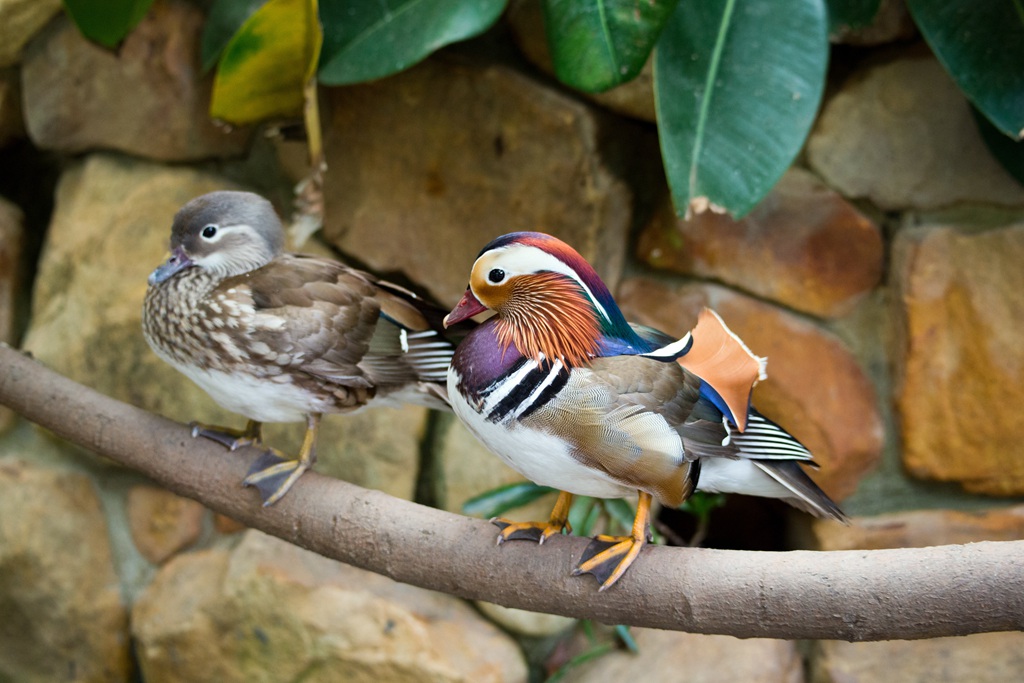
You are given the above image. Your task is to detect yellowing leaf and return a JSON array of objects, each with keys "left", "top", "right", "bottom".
[{"left": 210, "top": 0, "right": 322, "bottom": 125}]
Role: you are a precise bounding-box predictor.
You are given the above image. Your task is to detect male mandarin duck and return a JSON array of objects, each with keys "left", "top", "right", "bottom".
[
  {"left": 143, "top": 191, "right": 462, "bottom": 505},
  {"left": 444, "top": 231, "right": 846, "bottom": 590}
]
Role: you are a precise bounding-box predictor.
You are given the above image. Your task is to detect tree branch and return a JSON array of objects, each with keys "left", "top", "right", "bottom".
[{"left": 1, "top": 343, "right": 1022, "bottom": 641}]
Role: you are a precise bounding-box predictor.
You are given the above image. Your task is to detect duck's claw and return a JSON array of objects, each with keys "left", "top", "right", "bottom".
[
  {"left": 572, "top": 491, "right": 654, "bottom": 591},
  {"left": 572, "top": 533, "right": 646, "bottom": 591},
  {"left": 239, "top": 414, "right": 320, "bottom": 506},
  {"left": 190, "top": 419, "right": 263, "bottom": 451},
  {"left": 490, "top": 490, "right": 574, "bottom": 545},
  {"left": 492, "top": 517, "right": 569, "bottom": 544},
  {"left": 242, "top": 449, "right": 309, "bottom": 507}
]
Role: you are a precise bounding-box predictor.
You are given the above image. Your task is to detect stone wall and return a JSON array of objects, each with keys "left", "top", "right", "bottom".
[{"left": 1, "top": 1, "right": 1022, "bottom": 681}]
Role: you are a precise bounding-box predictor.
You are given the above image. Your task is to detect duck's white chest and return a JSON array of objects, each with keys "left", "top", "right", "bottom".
[
  {"left": 174, "top": 361, "right": 331, "bottom": 423},
  {"left": 447, "top": 367, "right": 633, "bottom": 499}
]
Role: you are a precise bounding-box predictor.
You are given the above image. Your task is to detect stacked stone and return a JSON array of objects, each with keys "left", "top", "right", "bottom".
[{"left": 1, "top": 0, "right": 1022, "bottom": 681}]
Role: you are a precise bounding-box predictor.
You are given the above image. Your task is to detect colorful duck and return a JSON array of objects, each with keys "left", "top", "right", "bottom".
[{"left": 444, "top": 232, "right": 846, "bottom": 590}]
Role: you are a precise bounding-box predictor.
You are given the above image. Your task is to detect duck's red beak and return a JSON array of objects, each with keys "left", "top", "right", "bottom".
[{"left": 444, "top": 288, "right": 489, "bottom": 328}]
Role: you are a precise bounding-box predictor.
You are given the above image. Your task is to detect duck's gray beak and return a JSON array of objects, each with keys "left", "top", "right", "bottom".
[{"left": 148, "top": 246, "right": 193, "bottom": 285}]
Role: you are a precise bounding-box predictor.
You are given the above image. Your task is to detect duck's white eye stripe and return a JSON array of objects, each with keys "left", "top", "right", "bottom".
[{"left": 478, "top": 245, "right": 612, "bottom": 324}]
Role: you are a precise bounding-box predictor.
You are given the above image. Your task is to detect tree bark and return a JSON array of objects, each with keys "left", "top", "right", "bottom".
[{"left": 1, "top": 343, "right": 1022, "bottom": 641}]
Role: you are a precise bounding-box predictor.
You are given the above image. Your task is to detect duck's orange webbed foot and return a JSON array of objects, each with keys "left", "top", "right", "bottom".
[
  {"left": 572, "top": 491, "right": 653, "bottom": 591},
  {"left": 492, "top": 490, "right": 573, "bottom": 545}
]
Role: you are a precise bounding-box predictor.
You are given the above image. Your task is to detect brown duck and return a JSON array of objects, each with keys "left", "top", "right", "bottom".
[{"left": 143, "top": 191, "right": 459, "bottom": 505}]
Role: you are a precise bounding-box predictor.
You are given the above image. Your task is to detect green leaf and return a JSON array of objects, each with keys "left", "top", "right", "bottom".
[
  {"left": 210, "top": 0, "right": 322, "bottom": 125},
  {"left": 678, "top": 491, "right": 726, "bottom": 520},
  {"left": 907, "top": 0, "right": 1024, "bottom": 140},
  {"left": 654, "top": 0, "right": 828, "bottom": 218},
  {"left": 201, "top": 0, "right": 267, "bottom": 73},
  {"left": 317, "top": 0, "right": 506, "bottom": 85},
  {"left": 613, "top": 624, "right": 639, "bottom": 653},
  {"left": 973, "top": 106, "right": 1024, "bottom": 186},
  {"left": 62, "top": 0, "right": 155, "bottom": 48},
  {"left": 461, "top": 482, "right": 556, "bottom": 518},
  {"left": 541, "top": 0, "right": 678, "bottom": 92},
  {"left": 569, "top": 496, "right": 600, "bottom": 536},
  {"left": 602, "top": 497, "right": 636, "bottom": 533},
  {"left": 824, "top": 0, "right": 880, "bottom": 33}
]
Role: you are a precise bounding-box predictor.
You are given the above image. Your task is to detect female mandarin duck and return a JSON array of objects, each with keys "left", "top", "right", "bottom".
[
  {"left": 444, "top": 232, "right": 846, "bottom": 590},
  {"left": 144, "top": 191, "right": 462, "bottom": 506}
]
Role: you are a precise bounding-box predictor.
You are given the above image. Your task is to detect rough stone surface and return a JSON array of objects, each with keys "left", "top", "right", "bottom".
[
  {"left": 814, "top": 633, "right": 1024, "bottom": 683},
  {"left": 476, "top": 602, "right": 575, "bottom": 639},
  {"left": 894, "top": 223, "right": 1024, "bottom": 495},
  {"left": 505, "top": 0, "right": 655, "bottom": 122},
  {"left": 812, "top": 504, "right": 1024, "bottom": 551},
  {"left": 127, "top": 485, "right": 205, "bottom": 564},
  {"left": 132, "top": 530, "right": 528, "bottom": 683},
  {"left": 22, "top": 1, "right": 251, "bottom": 160},
  {"left": 638, "top": 168, "right": 884, "bottom": 318},
  {"left": 266, "top": 405, "right": 427, "bottom": 502},
  {"left": 317, "top": 56, "right": 635, "bottom": 308},
  {"left": 0, "top": 0, "right": 62, "bottom": 67},
  {"left": 807, "top": 55, "right": 1024, "bottom": 211},
  {"left": 617, "top": 279, "right": 883, "bottom": 501},
  {"left": 0, "top": 67, "right": 24, "bottom": 147},
  {"left": 0, "top": 459, "right": 130, "bottom": 682},
  {"left": 0, "top": 196, "right": 24, "bottom": 434},
  {"left": 559, "top": 627, "right": 801, "bottom": 683},
  {"left": 22, "top": 154, "right": 425, "bottom": 494}
]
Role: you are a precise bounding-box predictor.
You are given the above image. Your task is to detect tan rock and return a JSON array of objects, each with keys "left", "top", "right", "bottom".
[
  {"left": 476, "top": 601, "right": 575, "bottom": 638},
  {"left": 0, "top": 0, "right": 62, "bottom": 66},
  {"left": 132, "top": 530, "right": 528, "bottom": 683},
  {"left": 24, "top": 154, "right": 242, "bottom": 424},
  {"left": 0, "top": 459, "right": 130, "bottom": 682},
  {"left": 264, "top": 404, "right": 427, "bottom": 502},
  {"left": 814, "top": 633, "right": 1024, "bottom": 683},
  {"left": 127, "top": 485, "right": 205, "bottom": 564},
  {"left": 559, "top": 627, "right": 801, "bottom": 683},
  {"left": 638, "top": 168, "right": 884, "bottom": 318},
  {"left": 22, "top": 154, "right": 425, "bottom": 495},
  {"left": 213, "top": 513, "right": 247, "bottom": 534},
  {"left": 812, "top": 504, "right": 1024, "bottom": 551},
  {"left": 317, "top": 56, "right": 634, "bottom": 307},
  {"left": 807, "top": 55, "right": 1024, "bottom": 211},
  {"left": 22, "top": 1, "right": 251, "bottom": 160},
  {"left": 894, "top": 223, "right": 1024, "bottom": 495},
  {"left": 617, "top": 279, "right": 883, "bottom": 501},
  {"left": 505, "top": 0, "right": 655, "bottom": 122},
  {"left": 0, "top": 66, "right": 24, "bottom": 147}
]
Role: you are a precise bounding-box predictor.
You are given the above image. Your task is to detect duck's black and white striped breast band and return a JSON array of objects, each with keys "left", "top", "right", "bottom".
[{"left": 478, "top": 357, "right": 570, "bottom": 424}]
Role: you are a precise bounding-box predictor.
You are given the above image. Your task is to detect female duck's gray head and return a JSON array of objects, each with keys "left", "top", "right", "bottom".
[{"left": 148, "top": 191, "right": 285, "bottom": 285}]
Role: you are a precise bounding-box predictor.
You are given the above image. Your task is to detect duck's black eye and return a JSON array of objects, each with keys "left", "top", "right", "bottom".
[
  {"left": 488, "top": 268, "right": 505, "bottom": 284},
  {"left": 201, "top": 225, "right": 217, "bottom": 239}
]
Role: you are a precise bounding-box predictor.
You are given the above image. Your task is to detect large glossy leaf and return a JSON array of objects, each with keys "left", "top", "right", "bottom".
[
  {"left": 318, "top": 0, "right": 506, "bottom": 85},
  {"left": 62, "top": 0, "right": 154, "bottom": 48},
  {"left": 210, "top": 0, "right": 321, "bottom": 125},
  {"left": 461, "top": 482, "right": 555, "bottom": 518},
  {"left": 201, "top": 0, "right": 267, "bottom": 73},
  {"left": 824, "top": 0, "right": 880, "bottom": 33},
  {"left": 907, "top": 0, "right": 1024, "bottom": 140},
  {"left": 654, "top": 0, "right": 828, "bottom": 218},
  {"left": 541, "top": 0, "right": 678, "bottom": 92}
]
